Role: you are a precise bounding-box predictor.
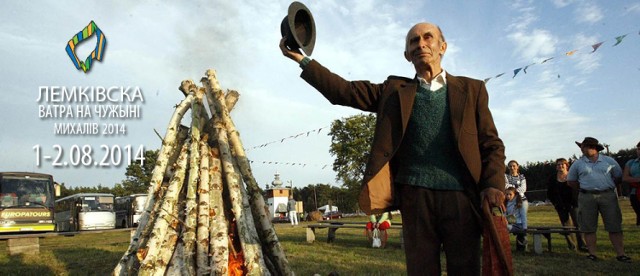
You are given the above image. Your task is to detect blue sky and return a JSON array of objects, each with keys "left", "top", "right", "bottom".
[{"left": 1, "top": 0, "right": 639, "bottom": 189}]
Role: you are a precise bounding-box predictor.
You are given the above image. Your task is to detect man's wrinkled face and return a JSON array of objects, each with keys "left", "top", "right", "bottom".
[{"left": 404, "top": 23, "right": 447, "bottom": 67}]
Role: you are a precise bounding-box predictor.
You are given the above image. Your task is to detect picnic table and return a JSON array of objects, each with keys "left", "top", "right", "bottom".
[
  {"left": 513, "top": 225, "right": 581, "bottom": 254},
  {"left": 305, "top": 220, "right": 404, "bottom": 248}
]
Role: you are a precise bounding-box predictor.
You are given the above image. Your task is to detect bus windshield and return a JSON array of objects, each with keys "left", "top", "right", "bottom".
[
  {"left": 0, "top": 175, "right": 53, "bottom": 208},
  {"left": 134, "top": 195, "right": 147, "bottom": 213},
  {"left": 81, "top": 196, "right": 114, "bottom": 212}
]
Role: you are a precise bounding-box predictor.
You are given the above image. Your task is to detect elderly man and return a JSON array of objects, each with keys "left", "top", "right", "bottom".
[
  {"left": 567, "top": 137, "right": 631, "bottom": 263},
  {"left": 280, "top": 22, "right": 506, "bottom": 275}
]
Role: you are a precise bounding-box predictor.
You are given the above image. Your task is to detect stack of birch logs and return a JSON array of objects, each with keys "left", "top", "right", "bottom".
[{"left": 112, "top": 70, "right": 293, "bottom": 276}]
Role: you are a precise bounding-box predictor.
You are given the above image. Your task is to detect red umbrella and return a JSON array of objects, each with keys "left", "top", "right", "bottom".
[{"left": 482, "top": 199, "right": 514, "bottom": 276}]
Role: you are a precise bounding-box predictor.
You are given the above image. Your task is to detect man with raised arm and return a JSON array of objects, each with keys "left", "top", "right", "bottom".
[{"left": 280, "top": 22, "right": 506, "bottom": 275}]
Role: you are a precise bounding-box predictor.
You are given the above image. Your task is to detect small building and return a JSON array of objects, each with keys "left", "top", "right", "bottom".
[{"left": 265, "top": 172, "right": 291, "bottom": 221}]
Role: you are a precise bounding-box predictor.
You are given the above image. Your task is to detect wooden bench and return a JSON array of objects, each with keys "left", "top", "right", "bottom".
[
  {"left": 513, "top": 226, "right": 580, "bottom": 254},
  {"left": 306, "top": 222, "right": 403, "bottom": 248}
]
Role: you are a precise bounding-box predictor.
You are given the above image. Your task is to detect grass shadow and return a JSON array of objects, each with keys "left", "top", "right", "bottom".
[
  {"left": 52, "top": 247, "right": 124, "bottom": 275},
  {"left": 0, "top": 253, "right": 56, "bottom": 275}
]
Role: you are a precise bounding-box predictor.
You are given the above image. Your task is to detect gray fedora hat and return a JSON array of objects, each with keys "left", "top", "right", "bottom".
[{"left": 280, "top": 1, "right": 316, "bottom": 56}]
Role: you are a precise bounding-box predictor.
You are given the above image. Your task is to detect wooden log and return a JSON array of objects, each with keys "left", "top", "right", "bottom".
[
  {"left": 182, "top": 84, "right": 205, "bottom": 276},
  {"left": 208, "top": 146, "right": 229, "bottom": 275},
  {"left": 166, "top": 239, "right": 186, "bottom": 275},
  {"left": 200, "top": 72, "right": 269, "bottom": 275},
  {"left": 139, "top": 142, "right": 191, "bottom": 276},
  {"left": 203, "top": 90, "right": 237, "bottom": 138},
  {"left": 195, "top": 139, "right": 212, "bottom": 276},
  {"left": 167, "top": 173, "right": 188, "bottom": 274},
  {"left": 213, "top": 122, "right": 267, "bottom": 275},
  {"left": 165, "top": 125, "right": 191, "bottom": 180},
  {"left": 224, "top": 89, "right": 240, "bottom": 111},
  {"left": 202, "top": 70, "right": 292, "bottom": 276},
  {"left": 196, "top": 135, "right": 212, "bottom": 274},
  {"left": 114, "top": 91, "right": 196, "bottom": 276}
]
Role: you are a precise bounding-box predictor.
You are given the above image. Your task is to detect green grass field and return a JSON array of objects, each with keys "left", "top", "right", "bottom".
[{"left": 1, "top": 200, "right": 639, "bottom": 275}]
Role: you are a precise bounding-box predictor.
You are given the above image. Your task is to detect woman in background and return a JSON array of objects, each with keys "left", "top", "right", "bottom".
[
  {"left": 622, "top": 141, "right": 640, "bottom": 227},
  {"left": 547, "top": 158, "right": 587, "bottom": 251},
  {"left": 505, "top": 160, "right": 528, "bottom": 250}
]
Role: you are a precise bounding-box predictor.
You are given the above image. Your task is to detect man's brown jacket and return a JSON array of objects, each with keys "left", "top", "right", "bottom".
[{"left": 301, "top": 60, "right": 506, "bottom": 214}]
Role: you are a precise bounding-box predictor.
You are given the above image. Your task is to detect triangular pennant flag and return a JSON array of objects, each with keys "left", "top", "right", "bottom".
[
  {"left": 541, "top": 57, "right": 554, "bottom": 63},
  {"left": 494, "top": 73, "right": 505, "bottom": 78},
  {"left": 484, "top": 77, "right": 492, "bottom": 83},
  {"left": 613, "top": 34, "right": 627, "bottom": 46},
  {"left": 565, "top": 50, "right": 577, "bottom": 56},
  {"left": 591, "top": 42, "right": 604, "bottom": 53},
  {"left": 523, "top": 63, "right": 536, "bottom": 74},
  {"left": 512, "top": 68, "right": 522, "bottom": 78}
]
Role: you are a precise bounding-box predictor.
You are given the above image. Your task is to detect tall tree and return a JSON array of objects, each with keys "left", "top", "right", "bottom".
[
  {"left": 114, "top": 149, "right": 159, "bottom": 196},
  {"left": 328, "top": 113, "right": 376, "bottom": 211}
]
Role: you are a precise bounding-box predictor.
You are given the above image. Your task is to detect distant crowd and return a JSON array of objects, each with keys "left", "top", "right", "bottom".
[{"left": 503, "top": 137, "right": 639, "bottom": 263}]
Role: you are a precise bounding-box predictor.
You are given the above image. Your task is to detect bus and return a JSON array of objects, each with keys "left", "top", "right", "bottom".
[
  {"left": 0, "top": 172, "right": 60, "bottom": 233},
  {"left": 54, "top": 193, "right": 116, "bottom": 231},
  {"left": 115, "top": 193, "right": 148, "bottom": 228}
]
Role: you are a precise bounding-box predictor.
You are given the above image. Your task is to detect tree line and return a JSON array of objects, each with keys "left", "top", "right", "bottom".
[{"left": 58, "top": 114, "right": 638, "bottom": 213}]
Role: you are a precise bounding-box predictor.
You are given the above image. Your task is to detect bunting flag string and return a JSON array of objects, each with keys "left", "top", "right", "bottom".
[
  {"left": 248, "top": 159, "right": 331, "bottom": 169},
  {"left": 483, "top": 28, "right": 638, "bottom": 84},
  {"left": 245, "top": 125, "right": 331, "bottom": 151}
]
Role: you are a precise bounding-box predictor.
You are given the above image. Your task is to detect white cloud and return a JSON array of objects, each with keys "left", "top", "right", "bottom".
[
  {"left": 575, "top": 2, "right": 604, "bottom": 24},
  {"left": 508, "top": 3, "right": 538, "bottom": 31},
  {"left": 493, "top": 80, "right": 588, "bottom": 162},
  {"left": 625, "top": 3, "right": 640, "bottom": 14},
  {"left": 508, "top": 29, "right": 558, "bottom": 61},
  {"left": 551, "top": 0, "right": 576, "bottom": 8}
]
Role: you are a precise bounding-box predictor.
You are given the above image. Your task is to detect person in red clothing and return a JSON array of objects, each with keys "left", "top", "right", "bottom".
[{"left": 366, "top": 212, "right": 391, "bottom": 248}]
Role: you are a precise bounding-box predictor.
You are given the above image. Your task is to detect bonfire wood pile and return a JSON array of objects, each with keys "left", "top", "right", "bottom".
[{"left": 113, "top": 70, "right": 293, "bottom": 276}]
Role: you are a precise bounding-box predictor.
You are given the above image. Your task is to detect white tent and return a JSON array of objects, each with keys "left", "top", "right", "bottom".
[{"left": 317, "top": 204, "right": 338, "bottom": 214}]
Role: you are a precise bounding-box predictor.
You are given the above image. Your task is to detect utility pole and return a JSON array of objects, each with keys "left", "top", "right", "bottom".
[{"left": 313, "top": 184, "right": 318, "bottom": 210}]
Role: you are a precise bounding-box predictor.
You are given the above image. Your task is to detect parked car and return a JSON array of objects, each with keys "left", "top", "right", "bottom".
[
  {"left": 271, "top": 214, "right": 290, "bottom": 223},
  {"left": 322, "top": 211, "right": 343, "bottom": 220}
]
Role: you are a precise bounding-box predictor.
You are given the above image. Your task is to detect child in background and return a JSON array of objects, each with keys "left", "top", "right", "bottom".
[
  {"left": 366, "top": 212, "right": 391, "bottom": 248},
  {"left": 505, "top": 187, "right": 527, "bottom": 251}
]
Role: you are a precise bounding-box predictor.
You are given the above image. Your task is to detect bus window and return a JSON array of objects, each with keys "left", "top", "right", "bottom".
[{"left": 0, "top": 193, "right": 17, "bottom": 207}]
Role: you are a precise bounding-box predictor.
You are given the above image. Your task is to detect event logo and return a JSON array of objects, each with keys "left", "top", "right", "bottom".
[{"left": 65, "top": 21, "right": 107, "bottom": 73}]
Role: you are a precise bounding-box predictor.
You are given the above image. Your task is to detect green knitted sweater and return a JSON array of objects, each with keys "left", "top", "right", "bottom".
[{"left": 394, "top": 84, "right": 466, "bottom": 190}]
